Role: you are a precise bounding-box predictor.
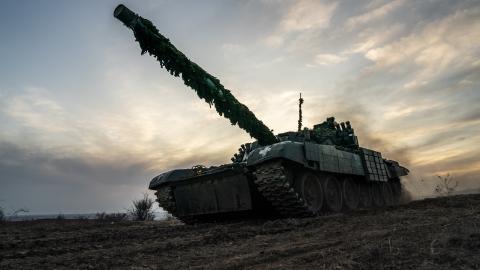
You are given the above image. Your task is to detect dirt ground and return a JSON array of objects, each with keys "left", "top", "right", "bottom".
[{"left": 1, "top": 194, "right": 479, "bottom": 270}]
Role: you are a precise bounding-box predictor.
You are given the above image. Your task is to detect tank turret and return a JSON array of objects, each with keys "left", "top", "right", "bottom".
[{"left": 311, "top": 117, "right": 359, "bottom": 147}]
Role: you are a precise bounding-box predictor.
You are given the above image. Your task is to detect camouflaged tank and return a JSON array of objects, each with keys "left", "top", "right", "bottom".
[{"left": 114, "top": 5, "right": 409, "bottom": 223}]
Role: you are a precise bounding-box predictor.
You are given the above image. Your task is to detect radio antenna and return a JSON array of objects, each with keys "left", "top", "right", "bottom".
[{"left": 298, "top": 92, "right": 304, "bottom": 131}]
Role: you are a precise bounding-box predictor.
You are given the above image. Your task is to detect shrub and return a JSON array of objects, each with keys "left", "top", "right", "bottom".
[
  {"left": 434, "top": 174, "right": 458, "bottom": 196},
  {"left": 0, "top": 207, "right": 4, "bottom": 222},
  {"left": 129, "top": 193, "right": 155, "bottom": 221}
]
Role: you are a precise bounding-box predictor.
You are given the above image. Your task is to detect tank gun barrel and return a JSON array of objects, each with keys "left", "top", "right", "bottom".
[{"left": 114, "top": 5, "right": 278, "bottom": 145}]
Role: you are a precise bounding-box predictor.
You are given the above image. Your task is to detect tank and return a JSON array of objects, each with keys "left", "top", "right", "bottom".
[{"left": 114, "top": 5, "right": 409, "bottom": 223}]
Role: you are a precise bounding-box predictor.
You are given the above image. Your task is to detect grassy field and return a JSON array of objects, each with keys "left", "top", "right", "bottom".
[{"left": 1, "top": 194, "right": 479, "bottom": 269}]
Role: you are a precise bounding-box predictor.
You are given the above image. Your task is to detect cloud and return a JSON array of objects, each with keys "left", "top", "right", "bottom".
[
  {"left": 221, "top": 43, "right": 245, "bottom": 55},
  {"left": 346, "top": 0, "right": 405, "bottom": 30},
  {"left": 0, "top": 141, "right": 153, "bottom": 213},
  {"left": 311, "top": 53, "right": 347, "bottom": 66},
  {"left": 279, "top": 0, "right": 337, "bottom": 32},
  {"left": 382, "top": 101, "right": 444, "bottom": 120},
  {"left": 345, "top": 23, "right": 404, "bottom": 55},
  {"left": 0, "top": 138, "right": 237, "bottom": 214},
  {"left": 364, "top": 6, "right": 480, "bottom": 84},
  {"left": 2, "top": 87, "right": 66, "bottom": 133},
  {"left": 264, "top": 0, "right": 338, "bottom": 47}
]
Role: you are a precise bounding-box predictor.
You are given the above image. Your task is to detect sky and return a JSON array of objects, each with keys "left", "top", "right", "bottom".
[{"left": 0, "top": 0, "right": 479, "bottom": 214}]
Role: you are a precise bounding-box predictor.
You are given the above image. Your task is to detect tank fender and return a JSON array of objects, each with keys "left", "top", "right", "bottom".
[
  {"left": 385, "top": 159, "right": 409, "bottom": 178},
  {"left": 246, "top": 141, "right": 305, "bottom": 166},
  {"left": 149, "top": 169, "right": 195, "bottom": 189}
]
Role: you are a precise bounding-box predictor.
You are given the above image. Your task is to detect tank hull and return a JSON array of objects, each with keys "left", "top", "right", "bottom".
[
  {"left": 150, "top": 142, "right": 408, "bottom": 223},
  {"left": 168, "top": 167, "right": 252, "bottom": 216}
]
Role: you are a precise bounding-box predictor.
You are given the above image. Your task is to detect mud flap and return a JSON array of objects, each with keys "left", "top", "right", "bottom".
[{"left": 173, "top": 173, "right": 253, "bottom": 216}]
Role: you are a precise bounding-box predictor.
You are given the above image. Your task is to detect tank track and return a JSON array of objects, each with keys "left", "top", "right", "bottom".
[
  {"left": 155, "top": 187, "right": 176, "bottom": 213},
  {"left": 253, "top": 160, "right": 402, "bottom": 217},
  {"left": 154, "top": 186, "right": 196, "bottom": 224},
  {"left": 253, "top": 161, "right": 313, "bottom": 217}
]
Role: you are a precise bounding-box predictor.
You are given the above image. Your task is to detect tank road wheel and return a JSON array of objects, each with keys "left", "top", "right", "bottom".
[
  {"left": 342, "top": 177, "right": 359, "bottom": 211},
  {"left": 323, "top": 175, "right": 343, "bottom": 212},
  {"left": 295, "top": 172, "right": 324, "bottom": 214},
  {"left": 371, "top": 183, "right": 385, "bottom": 207},
  {"left": 358, "top": 182, "right": 372, "bottom": 208},
  {"left": 381, "top": 182, "right": 394, "bottom": 206}
]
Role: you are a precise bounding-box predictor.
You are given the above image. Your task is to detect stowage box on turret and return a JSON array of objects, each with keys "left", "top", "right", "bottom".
[{"left": 114, "top": 5, "right": 409, "bottom": 223}]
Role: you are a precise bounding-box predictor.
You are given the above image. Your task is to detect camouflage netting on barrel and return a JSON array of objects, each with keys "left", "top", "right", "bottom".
[{"left": 114, "top": 5, "right": 277, "bottom": 146}]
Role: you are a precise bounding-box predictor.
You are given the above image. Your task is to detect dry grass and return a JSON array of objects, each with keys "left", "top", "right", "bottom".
[{"left": 128, "top": 193, "right": 155, "bottom": 221}]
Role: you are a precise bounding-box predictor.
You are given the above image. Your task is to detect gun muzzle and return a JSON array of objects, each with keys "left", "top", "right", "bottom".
[{"left": 114, "top": 4, "right": 138, "bottom": 28}]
